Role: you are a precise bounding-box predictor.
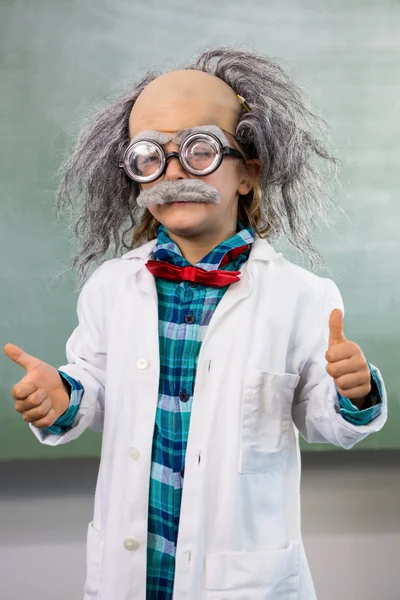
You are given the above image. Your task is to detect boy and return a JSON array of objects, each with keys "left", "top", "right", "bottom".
[{"left": 5, "top": 48, "right": 386, "bottom": 599}]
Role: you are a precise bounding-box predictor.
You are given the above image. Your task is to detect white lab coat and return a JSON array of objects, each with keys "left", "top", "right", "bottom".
[{"left": 31, "top": 238, "right": 387, "bottom": 600}]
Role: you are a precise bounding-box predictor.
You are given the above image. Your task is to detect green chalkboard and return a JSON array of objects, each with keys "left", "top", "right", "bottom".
[{"left": 1, "top": 0, "right": 399, "bottom": 460}]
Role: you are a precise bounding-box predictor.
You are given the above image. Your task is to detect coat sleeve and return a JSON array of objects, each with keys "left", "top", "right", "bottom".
[
  {"left": 30, "top": 264, "right": 110, "bottom": 446},
  {"left": 291, "top": 278, "right": 387, "bottom": 448}
]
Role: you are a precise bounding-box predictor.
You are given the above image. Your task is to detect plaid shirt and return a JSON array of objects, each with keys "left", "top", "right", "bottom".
[
  {"left": 145, "top": 224, "right": 254, "bottom": 598},
  {"left": 47, "top": 225, "right": 382, "bottom": 600}
]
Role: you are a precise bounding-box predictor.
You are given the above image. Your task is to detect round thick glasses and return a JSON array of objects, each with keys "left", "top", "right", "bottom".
[{"left": 119, "top": 131, "right": 244, "bottom": 183}]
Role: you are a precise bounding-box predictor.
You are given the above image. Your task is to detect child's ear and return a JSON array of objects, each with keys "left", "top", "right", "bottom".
[
  {"left": 249, "top": 159, "right": 261, "bottom": 178},
  {"left": 237, "top": 159, "right": 261, "bottom": 195}
]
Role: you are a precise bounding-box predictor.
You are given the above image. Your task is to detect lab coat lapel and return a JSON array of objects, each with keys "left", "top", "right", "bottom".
[{"left": 206, "top": 238, "right": 280, "bottom": 333}]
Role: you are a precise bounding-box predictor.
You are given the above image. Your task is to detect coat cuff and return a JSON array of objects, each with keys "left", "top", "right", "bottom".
[
  {"left": 43, "top": 371, "right": 83, "bottom": 434},
  {"left": 337, "top": 362, "right": 383, "bottom": 426}
]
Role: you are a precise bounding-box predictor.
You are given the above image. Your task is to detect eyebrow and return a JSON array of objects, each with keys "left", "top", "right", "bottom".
[
  {"left": 131, "top": 125, "right": 230, "bottom": 146},
  {"left": 131, "top": 130, "right": 171, "bottom": 144},
  {"left": 173, "top": 126, "right": 229, "bottom": 145}
]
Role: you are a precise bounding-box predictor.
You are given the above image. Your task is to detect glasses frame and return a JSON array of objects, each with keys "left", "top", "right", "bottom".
[{"left": 119, "top": 131, "right": 244, "bottom": 183}]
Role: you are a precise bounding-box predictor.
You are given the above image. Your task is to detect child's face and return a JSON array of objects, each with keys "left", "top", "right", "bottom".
[{"left": 129, "top": 70, "right": 253, "bottom": 241}]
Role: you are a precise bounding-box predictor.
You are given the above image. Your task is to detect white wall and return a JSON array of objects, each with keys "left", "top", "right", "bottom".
[{"left": 0, "top": 452, "right": 399, "bottom": 600}]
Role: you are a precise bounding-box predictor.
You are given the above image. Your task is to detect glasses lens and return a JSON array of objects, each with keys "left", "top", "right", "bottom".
[
  {"left": 184, "top": 138, "right": 219, "bottom": 173},
  {"left": 125, "top": 141, "right": 163, "bottom": 180}
]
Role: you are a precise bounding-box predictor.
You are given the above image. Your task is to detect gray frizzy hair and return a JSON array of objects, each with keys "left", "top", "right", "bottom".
[{"left": 57, "top": 47, "right": 339, "bottom": 282}]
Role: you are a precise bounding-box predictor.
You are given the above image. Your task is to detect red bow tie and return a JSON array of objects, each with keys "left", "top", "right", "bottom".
[
  {"left": 146, "top": 244, "right": 250, "bottom": 287},
  {"left": 146, "top": 261, "right": 241, "bottom": 287}
]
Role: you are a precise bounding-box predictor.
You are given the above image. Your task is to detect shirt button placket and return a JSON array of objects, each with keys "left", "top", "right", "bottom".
[{"left": 179, "top": 390, "right": 190, "bottom": 403}]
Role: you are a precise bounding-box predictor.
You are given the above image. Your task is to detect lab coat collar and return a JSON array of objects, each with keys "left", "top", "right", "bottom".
[{"left": 121, "top": 237, "right": 280, "bottom": 268}]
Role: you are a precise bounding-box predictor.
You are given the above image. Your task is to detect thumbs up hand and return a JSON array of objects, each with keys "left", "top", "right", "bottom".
[
  {"left": 4, "top": 343, "right": 70, "bottom": 429},
  {"left": 325, "top": 310, "right": 371, "bottom": 407}
]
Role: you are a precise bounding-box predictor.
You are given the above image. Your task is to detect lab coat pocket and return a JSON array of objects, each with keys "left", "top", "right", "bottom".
[
  {"left": 205, "top": 542, "right": 300, "bottom": 599},
  {"left": 83, "top": 521, "right": 104, "bottom": 599},
  {"left": 240, "top": 370, "right": 300, "bottom": 473}
]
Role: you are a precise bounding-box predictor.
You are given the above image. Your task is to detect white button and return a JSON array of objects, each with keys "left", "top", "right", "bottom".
[
  {"left": 129, "top": 447, "right": 140, "bottom": 461},
  {"left": 136, "top": 357, "right": 149, "bottom": 370},
  {"left": 124, "top": 538, "right": 139, "bottom": 551}
]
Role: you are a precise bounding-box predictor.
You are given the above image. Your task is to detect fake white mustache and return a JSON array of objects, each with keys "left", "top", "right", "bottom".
[{"left": 136, "top": 179, "right": 221, "bottom": 208}]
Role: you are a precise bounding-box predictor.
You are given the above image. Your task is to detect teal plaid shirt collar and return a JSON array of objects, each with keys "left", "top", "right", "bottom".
[{"left": 153, "top": 224, "right": 255, "bottom": 271}]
